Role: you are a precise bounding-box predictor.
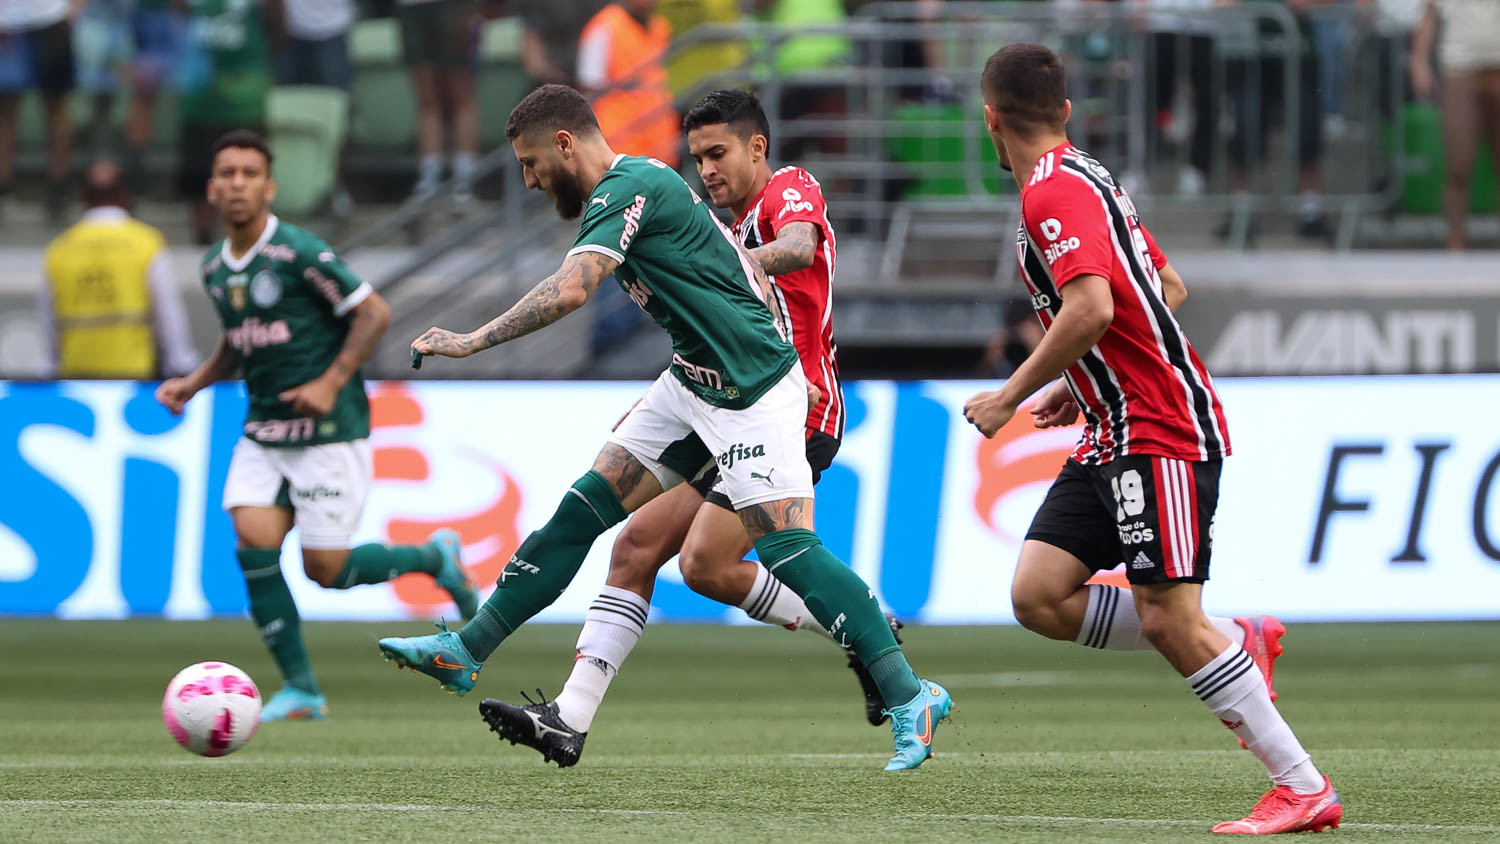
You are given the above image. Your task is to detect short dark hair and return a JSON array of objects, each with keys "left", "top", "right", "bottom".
[
  {"left": 682, "top": 89, "right": 771, "bottom": 146},
  {"left": 505, "top": 84, "right": 602, "bottom": 141},
  {"left": 981, "top": 43, "right": 1068, "bottom": 135},
  {"left": 210, "top": 129, "right": 274, "bottom": 171}
]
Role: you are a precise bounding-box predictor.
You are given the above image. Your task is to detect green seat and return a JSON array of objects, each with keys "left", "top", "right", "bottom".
[
  {"left": 267, "top": 86, "right": 350, "bottom": 216},
  {"left": 887, "top": 103, "right": 1007, "bottom": 199},
  {"left": 1392, "top": 102, "right": 1496, "bottom": 214},
  {"left": 349, "top": 18, "right": 416, "bottom": 148},
  {"left": 478, "top": 18, "right": 529, "bottom": 148}
]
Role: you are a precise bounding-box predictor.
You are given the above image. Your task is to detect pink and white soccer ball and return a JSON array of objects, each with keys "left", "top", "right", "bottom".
[{"left": 162, "top": 661, "right": 262, "bottom": 757}]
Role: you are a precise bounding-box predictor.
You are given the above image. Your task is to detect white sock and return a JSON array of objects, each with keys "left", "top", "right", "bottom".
[
  {"left": 1075, "top": 585, "right": 1245, "bottom": 650},
  {"left": 1189, "top": 642, "right": 1324, "bottom": 794},
  {"left": 552, "top": 586, "right": 647, "bottom": 733},
  {"left": 416, "top": 154, "right": 443, "bottom": 188},
  {"left": 740, "top": 565, "right": 829, "bottom": 637},
  {"left": 451, "top": 151, "right": 477, "bottom": 181}
]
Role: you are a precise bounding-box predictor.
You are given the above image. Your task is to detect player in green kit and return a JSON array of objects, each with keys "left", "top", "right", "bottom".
[
  {"left": 377, "top": 86, "right": 951, "bottom": 771},
  {"left": 156, "top": 131, "right": 478, "bottom": 722}
]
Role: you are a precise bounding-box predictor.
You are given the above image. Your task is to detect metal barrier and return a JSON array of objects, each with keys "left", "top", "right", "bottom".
[{"left": 357, "top": 2, "right": 1419, "bottom": 377}]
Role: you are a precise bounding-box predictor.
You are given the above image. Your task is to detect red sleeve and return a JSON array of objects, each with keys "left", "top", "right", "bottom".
[
  {"left": 1023, "top": 177, "right": 1114, "bottom": 288},
  {"left": 764, "top": 168, "right": 830, "bottom": 240},
  {"left": 1140, "top": 222, "right": 1169, "bottom": 270}
]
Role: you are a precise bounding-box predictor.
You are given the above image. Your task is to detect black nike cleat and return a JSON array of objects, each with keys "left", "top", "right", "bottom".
[
  {"left": 479, "top": 691, "right": 587, "bottom": 768},
  {"left": 849, "top": 614, "right": 905, "bottom": 727}
]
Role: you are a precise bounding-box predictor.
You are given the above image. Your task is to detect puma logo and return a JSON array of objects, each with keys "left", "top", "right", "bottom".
[
  {"left": 750, "top": 469, "right": 775, "bottom": 486},
  {"left": 590, "top": 193, "right": 610, "bottom": 209}
]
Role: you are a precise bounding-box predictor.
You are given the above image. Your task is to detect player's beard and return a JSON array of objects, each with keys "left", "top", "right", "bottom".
[{"left": 550, "top": 168, "right": 586, "bottom": 220}]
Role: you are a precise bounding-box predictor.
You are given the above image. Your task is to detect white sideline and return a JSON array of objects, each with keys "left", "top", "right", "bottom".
[{"left": 3, "top": 800, "right": 1499, "bottom": 833}]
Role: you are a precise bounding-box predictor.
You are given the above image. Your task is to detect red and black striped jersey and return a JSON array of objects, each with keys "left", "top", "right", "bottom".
[
  {"left": 734, "top": 165, "right": 845, "bottom": 440},
  {"left": 1016, "top": 144, "right": 1230, "bottom": 464}
]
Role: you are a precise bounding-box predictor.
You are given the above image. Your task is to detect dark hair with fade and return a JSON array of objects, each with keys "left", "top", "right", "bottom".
[
  {"left": 210, "top": 129, "right": 274, "bottom": 171},
  {"left": 981, "top": 43, "right": 1068, "bottom": 136},
  {"left": 682, "top": 89, "right": 771, "bottom": 146},
  {"left": 505, "top": 83, "right": 602, "bottom": 141}
]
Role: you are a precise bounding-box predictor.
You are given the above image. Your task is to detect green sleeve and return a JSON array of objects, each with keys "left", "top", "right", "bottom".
[{"left": 297, "top": 237, "right": 371, "bottom": 318}]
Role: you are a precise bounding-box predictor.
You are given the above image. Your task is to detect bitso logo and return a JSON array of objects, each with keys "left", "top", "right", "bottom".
[
  {"left": 778, "top": 187, "right": 815, "bottom": 219},
  {"left": 1039, "top": 217, "right": 1082, "bottom": 265},
  {"left": 1040, "top": 218, "right": 1064, "bottom": 241}
]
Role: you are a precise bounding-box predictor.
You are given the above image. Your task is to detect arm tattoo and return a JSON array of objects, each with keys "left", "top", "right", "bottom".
[
  {"left": 471, "top": 251, "right": 618, "bottom": 352},
  {"left": 592, "top": 443, "right": 652, "bottom": 500},
  {"left": 737, "top": 498, "right": 812, "bottom": 541},
  {"left": 749, "top": 222, "right": 819, "bottom": 276},
  {"left": 735, "top": 241, "right": 789, "bottom": 338}
]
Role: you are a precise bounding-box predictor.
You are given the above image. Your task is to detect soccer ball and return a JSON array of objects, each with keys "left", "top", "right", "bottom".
[{"left": 162, "top": 661, "right": 262, "bottom": 757}]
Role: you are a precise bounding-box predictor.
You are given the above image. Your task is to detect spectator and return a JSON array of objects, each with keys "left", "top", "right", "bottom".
[
  {"left": 658, "top": 0, "right": 745, "bottom": 97},
  {"left": 518, "top": 0, "right": 604, "bottom": 88},
  {"left": 578, "top": 0, "right": 679, "bottom": 167},
  {"left": 0, "top": 0, "right": 83, "bottom": 221},
  {"left": 396, "top": 0, "right": 480, "bottom": 206},
  {"left": 275, "top": 0, "right": 356, "bottom": 217},
  {"left": 1221, "top": 0, "right": 1329, "bottom": 240},
  {"left": 980, "top": 298, "right": 1044, "bottom": 378},
  {"left": 275, "top": 0, "right": 354, "bottom": 88},
  {"left": 40, "top": 161, "right": 197, "bottom": 380},
  {"left": 179, "top": 0, "right": 273, "bottom": 244},
  {"left": 1410, "top": 0, "right": 1500, "bottom": 250},
  {"left": 73, "top": 0, "right": 132, "bottom": 162},
  {"left": 752, "top": 0, "right": 851, "bottom": 160},
  {"left": 124, "top": 0, "right": 187, "bottom": 197}
]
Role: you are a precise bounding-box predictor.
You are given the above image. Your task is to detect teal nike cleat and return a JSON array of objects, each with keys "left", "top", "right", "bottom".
[
  {"left": 377, "top": 621, "right": 483, "bottom": 695},
  {"left": 882, "top": 680, "right": 953, "bottom": 771},
  {"left": 428, "top": 528, "right": 479, "bottom": 621},
  {"left": 260, "top": 686, "right": 328, "bottom": 722}
]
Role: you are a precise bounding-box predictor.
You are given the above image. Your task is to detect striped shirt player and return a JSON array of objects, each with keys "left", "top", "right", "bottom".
[
  {"left": 734, "top": 165, "right": 845, "bottom": 443},
  {"left": 1016, "top": 143, "right": 1230, "bottom": 585}
]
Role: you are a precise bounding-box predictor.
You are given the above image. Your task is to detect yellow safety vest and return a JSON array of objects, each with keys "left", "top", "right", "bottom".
[{"left": 44, "top": 216, "right": 166, "bottom": 379}]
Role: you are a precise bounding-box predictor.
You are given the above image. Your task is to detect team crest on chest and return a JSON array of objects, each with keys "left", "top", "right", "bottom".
[
  {"left": 250, "top": 271, "right": 282, "bottom": 308},
  {"left": 227, "top": 273, "right": 248, "bottom": 311}
]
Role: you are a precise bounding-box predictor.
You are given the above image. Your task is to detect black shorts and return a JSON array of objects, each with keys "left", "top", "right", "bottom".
[
  {"left": 1026, "top": 455, "right": 1221, "bottom": 585},
  {"left": 691, "top": 430, "right": 840, "bottom": 511},
  {"left": 2, "top": 19, "right": 75, "bottom": 95},
  {"left": 396, "top": 0, "right": 477, "bottom": 70}
]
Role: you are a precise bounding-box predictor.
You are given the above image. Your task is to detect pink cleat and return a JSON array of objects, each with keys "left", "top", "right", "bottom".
[
  {"left": 1212, "top": 776, "right": 1341, "bottom": 835},
  {"left": 1236, "top": 615, "right": 1287, "bottom": 702}
]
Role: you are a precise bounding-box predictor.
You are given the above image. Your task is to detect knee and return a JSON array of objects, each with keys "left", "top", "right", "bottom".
[
  {"left": 678, "top": 545, "right": 727, "bottom": 596},
  {"left": 1010, "top": 582, "right": 1062, "bottom": 637},
  {"left": 301, "top": 550, "right": 346, "bottom": 588}
]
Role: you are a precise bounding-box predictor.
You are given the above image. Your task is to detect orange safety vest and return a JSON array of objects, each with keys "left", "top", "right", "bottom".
[
  {"left": 44, "top": 215, "right": 165, "bottom": 379},
  {"left": 580, "top": 5, "right": 679, "bottom": 167}
]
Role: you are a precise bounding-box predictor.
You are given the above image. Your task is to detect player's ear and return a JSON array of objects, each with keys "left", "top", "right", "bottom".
[
  {"left": 983, "top": 103, "right": 1001, "bottom": 133},
  {"left": 1061, "top": 98, "right": 1072, "bottom": 126},
  {"left": 265, "top": 177, "right": 277, "bottom": 206},
  {"left": 751, "top": 132, "right": 767, "bottom": 163},
  {"left": 556, "top": 129, "right": 573, "bottom": 159}
]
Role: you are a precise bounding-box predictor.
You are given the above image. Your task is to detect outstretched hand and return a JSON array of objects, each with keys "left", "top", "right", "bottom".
[{"left": 410, "top": 327, "right": 478, "bottom": 367}]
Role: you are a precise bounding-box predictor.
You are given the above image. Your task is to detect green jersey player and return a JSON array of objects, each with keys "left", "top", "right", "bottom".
[
  {"left": 377, "top": 86, "right": 951, "bottom": 771},
  {"left": 155, "top": 131, "right": 478, "bottom": 723}
]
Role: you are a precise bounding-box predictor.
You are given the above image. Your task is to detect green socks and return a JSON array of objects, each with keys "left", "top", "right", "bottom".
[
  {"left": 237, "top": 548, "right": 319, "bottom": 695},
  {"left": 753, "top": 529, "right": 923, "bottom": 706},
  {"left": 458, "top": 470, "right": 627, "bottom": 660},
  {"left": 332, "top": 543, "right": 442, "bottom": 588}
]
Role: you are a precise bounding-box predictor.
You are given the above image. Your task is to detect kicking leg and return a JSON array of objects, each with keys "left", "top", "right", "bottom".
[
  {"left": 743, "top": 498, "right": 951, "bottom": 771},
  {"left": 378, "top": 444, "right": 659, "bottom": 694}
]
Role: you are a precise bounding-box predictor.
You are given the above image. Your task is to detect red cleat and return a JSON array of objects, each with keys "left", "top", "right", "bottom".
[
  {"left": 1212, "top": 776, "right": 1341, "bottom": 835},
  {"left": 1236, "top": 615, "right": 1287, "bottom": 702}
]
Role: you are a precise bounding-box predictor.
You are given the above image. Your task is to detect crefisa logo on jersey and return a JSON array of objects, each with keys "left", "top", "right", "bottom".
[
  {"left": 619, "top": 194, "right": 648, "bottom": 251},
  {"left": 250, "top": 271, "right": 282, "bottom": 308}
]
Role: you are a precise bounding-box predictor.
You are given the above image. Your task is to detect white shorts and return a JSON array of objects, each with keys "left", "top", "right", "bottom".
[
  {"left": 609, "top": 368, "right": 815, "bottom": 510},
  {"left": 221, "top": 438, "right": 372, "bottom": 550}
]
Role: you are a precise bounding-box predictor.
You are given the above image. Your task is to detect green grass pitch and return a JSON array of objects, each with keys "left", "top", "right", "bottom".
[{"left": 2, "top": 620, "right": 1498, "bottom": 841}]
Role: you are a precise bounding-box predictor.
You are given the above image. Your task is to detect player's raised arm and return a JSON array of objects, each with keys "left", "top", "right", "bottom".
[{"left": 410, "top": 250, "right": 619, "bottom": 363}]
